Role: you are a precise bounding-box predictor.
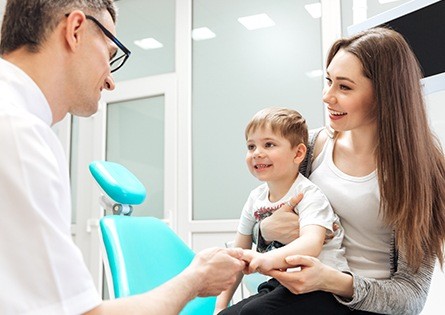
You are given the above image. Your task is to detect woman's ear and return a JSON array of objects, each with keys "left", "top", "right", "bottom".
[{"left": 293, "top": 143, "right": 307, "bottom": 164}]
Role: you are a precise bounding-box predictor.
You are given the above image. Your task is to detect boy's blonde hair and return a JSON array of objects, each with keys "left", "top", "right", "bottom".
[{"left": 245, "top": 107, "right": 308, "bottom": 148}]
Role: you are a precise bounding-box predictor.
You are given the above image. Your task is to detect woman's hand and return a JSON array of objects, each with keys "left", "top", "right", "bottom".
[
  {"left": 260, "top": 194, "right": 303, "bottom": 244},
  {"left": 266, "top": 255, "right": 353, "bottom": 298},
  {"left": 266, "top": 255, "right": 327, "bottom": 294}
]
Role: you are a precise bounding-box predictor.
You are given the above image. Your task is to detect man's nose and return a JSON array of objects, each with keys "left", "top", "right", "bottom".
[{"left": 104, "top": 74, "right": 116, "bottom": 91}]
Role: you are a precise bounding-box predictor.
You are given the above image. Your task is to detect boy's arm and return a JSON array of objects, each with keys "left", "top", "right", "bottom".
[
  {"left": 214, "top": 232, "right": 252, "bottom": 314},
  {"left": 247, "top": 225, "right": 326, "bottom": 273}
]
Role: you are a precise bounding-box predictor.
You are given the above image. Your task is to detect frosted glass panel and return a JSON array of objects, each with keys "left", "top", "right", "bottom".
[
  {"left": 106, "top": 96, "right": 165, "bottom": 218},
  {"left": 112, "top": 0, "right": 175, "bottom": 81},
  {"left": 192, "top": 0, "right": 324, "bottom": 220}
]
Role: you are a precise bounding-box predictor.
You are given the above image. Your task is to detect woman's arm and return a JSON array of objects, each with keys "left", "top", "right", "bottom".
[
  {"left": 268, "top": 248, "right": 435, "bottom": 314},
  {"left": 338, "top": 249, "right": 435, "bottom": 314},
  {"left": 267, "top": 255, "right": 353, "bottom": 298}
]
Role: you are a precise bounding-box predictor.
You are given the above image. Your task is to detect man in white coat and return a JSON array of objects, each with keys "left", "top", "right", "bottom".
[{"left": 0, "top": 1, "right": 245, "bottom": 314}]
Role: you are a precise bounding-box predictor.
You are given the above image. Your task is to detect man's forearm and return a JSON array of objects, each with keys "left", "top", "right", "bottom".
[{"left": 85, "top": 269, "right": 199, "bottom": 315}]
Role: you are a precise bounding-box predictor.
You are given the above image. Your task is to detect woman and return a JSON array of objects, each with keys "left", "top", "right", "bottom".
[{"left": 236, "top": 27, "right": 445, "bottom": 314}]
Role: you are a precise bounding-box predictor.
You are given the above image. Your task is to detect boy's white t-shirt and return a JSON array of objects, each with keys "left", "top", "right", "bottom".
[{"left": 238, "top": 174, "right": 349, "bottom": 271}]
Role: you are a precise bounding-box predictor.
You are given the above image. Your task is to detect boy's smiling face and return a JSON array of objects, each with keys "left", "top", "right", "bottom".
[{"left": 245, "top": 125, "right": 300, "bottom": 185}]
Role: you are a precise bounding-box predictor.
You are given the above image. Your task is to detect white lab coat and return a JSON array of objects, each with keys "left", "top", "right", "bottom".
[{"left": 0, "top": 58, "right": 100, "bottom": 315}]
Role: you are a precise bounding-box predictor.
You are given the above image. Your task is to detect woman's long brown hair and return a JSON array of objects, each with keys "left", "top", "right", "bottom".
[{"left": 327, "top": 27, "right": 445, "bottom": 271}]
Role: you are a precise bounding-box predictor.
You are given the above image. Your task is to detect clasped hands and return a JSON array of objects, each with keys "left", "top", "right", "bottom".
[{"left": 241, "top": 249, "right": 295, "bottom": 275}]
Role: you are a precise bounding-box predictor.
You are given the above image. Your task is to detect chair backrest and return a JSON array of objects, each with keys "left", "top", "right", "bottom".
[{"left": 100, "top": 215, "right": 216, "bottom": 314}]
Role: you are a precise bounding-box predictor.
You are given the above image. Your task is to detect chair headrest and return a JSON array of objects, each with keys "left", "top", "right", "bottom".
[{"left": 89, "top": 160, "right": 147, "bottom": 206}]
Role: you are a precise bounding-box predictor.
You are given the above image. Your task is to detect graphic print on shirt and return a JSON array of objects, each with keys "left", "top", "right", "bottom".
[{"left": 254, "top": 202, "right": 298, "bottom": 221}]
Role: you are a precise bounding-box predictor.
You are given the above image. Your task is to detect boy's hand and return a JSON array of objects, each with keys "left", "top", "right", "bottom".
[{"left": 241, "top": 249, "right": 274, "bottom": 274}]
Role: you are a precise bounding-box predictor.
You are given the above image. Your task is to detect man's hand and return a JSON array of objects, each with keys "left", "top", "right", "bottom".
[
  {"left": 186, "top": 247, "right": 246, "bottom": 297},
  {"left": 260, "top": 194, "right": 303, "bottom": 244}
]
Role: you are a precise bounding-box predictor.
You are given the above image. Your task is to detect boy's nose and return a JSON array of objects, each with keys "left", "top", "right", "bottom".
[{"left": 253, "top": 148, "right": 263, "bottom": 158}]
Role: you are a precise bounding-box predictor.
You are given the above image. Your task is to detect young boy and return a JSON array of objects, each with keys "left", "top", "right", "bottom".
[{"left": 215, "top": 107, "right": 348, "bottom": 314}]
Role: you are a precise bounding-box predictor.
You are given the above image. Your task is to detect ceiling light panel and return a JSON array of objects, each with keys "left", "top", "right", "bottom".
[
  {"left": 192, "top": 27, "right": 216, "bottom": 41},
  {"left": 305, "top": 69, "right": 323, "bottom": 78},
  {"left": 238, "top": 13, "right": 275, "bottom": 30},
  {"left": 305, "top": 3, "right": 322, "bottom": 19},
  {"left": 134, "top": 38, "right": 163, "bottom": 50}
]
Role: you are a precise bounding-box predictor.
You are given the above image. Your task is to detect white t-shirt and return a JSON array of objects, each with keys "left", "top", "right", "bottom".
[
  {"left": 0, "top": 58, "right": 101, "bottom": 314},
  {"left": 238, "top": 174, "right": 349, "bottom": 271},
  {"left": 309, "top": 136, "right": 391, "bottom": 279}
]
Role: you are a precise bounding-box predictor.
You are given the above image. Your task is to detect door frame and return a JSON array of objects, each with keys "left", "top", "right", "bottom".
[{"left": 71, "top": 73, "right": 178, "bottom": 292}]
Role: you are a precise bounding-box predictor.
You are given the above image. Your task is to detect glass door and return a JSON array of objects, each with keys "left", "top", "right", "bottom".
[
  {"left": 100, "top": 73, "right": 178, "bottom": 224},
  {"left": 106, "top": 96, "right": 165, "bottom": 218},
  {"left": 70, "top": 73, "right": 177, "bottom": 293}
]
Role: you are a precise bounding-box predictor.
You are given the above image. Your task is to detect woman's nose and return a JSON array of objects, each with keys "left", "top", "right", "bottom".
[{"left": 322, "top": 87, "right": 336, "bottom": 105}]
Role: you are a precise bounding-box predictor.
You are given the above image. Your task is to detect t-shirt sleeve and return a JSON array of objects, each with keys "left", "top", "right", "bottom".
[
  {"left": 297, "top": 183, "right": 336, "bottom": 233},
  {"left": 237, "top": 190, "right": 260, "bottom": 235}
]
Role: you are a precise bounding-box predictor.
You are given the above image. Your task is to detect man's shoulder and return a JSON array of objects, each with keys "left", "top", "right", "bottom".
[{"left": 0, "top": 102, "right": 48, "bottom": 132}]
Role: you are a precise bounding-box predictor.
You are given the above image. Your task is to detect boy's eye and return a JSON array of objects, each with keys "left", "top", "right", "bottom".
[
  {"left": 265, "top": 142, "right": 275, "bottom": 148},
  {"left": 247, "top": 144, "right": 255, "bottom": 150}
]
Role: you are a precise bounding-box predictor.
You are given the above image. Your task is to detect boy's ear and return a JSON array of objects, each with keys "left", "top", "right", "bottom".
[{"left": 293, "top": 143, "right": 307, "bottom": 164}]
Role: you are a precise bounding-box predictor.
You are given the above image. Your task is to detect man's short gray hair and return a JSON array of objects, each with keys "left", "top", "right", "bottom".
[{"left": 0, "top": 0, "right": 117, "bottom": 54}]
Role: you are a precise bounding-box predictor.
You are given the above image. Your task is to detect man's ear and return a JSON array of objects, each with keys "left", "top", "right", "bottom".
[
  {"left": 64, "top": 11, "right": 87, "bottom": 52},
  {"left": 293, "top": 143, "right": 307, "bottom": 164}
]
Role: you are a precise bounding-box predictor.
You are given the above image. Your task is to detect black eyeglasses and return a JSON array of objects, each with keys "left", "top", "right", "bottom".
[
  {"left": 65, "top": 14, "right": 131, "bottom": 73},
  {"left": 85, "top": 15, "right": 131, "bottom": 73}
]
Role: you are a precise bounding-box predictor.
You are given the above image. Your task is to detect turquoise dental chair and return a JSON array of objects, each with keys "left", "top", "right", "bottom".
[{"left": 89, "top": 161, "right": 216, "bottom": 315}]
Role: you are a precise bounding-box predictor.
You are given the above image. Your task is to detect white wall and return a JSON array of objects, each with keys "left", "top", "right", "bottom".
[{"left": 421, "top": 90, "right": 445, "bottom": 314}]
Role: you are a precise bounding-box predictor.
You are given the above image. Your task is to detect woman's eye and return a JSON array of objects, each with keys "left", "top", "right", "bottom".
[
  {"left": 325, "top": 77, "right": 332, "bottom": 86},
  {"left": 340, "top": 84, "right": 351, "bottom": 90}
]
